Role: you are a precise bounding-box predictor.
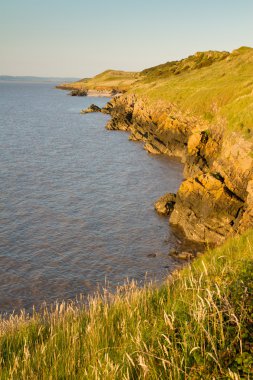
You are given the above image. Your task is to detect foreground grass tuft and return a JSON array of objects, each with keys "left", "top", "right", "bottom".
[{"left": 1, "top": 230, "right": 253, "bottom": 379}]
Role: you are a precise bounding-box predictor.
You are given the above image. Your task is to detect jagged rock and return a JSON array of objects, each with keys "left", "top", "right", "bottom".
[
  {"left": 69, "top": 89, "right": 87, "bottom": 96},
  {"left": 170, "top": 173, "right": 244, "bottom": 244},
  {"left": 187, "top": 132, "right": 203, "bottom": 155},
  {"left": 154, "top": 193, "right": 176, "bottom": 216},
  {"left": 168, "top": 248, "right": 178, "bottom": 256},
  {"left": 103, "top": 94, "right": 200, "bottom": 158},
  {"left": 128, "top": 131, "right": 143, "bottom": 141},
  {"left": 80, "top": 104, "right": 101, "bottom": 114},
  {"left": 238, "top": 180, "right": 253, "bottom": 233},
  {"left": 211, "top": 133, "right": 253, "bottom": 200},
  {"left": 144, "top": 143, "right": 161, "bottom": 155},
  {"left": 169, "top": 249, "right": 194, "bottom": 260},
  {"left": 103, "top": 94, "right": 253, "bottom": 246},
  {"left": 177, "top": 252, "right": 194, "bottom": 260}
]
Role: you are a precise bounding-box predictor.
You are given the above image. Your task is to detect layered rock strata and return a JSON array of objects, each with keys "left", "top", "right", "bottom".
[{"left": 102, "top": 95, "right": 253, "bottom": 245}]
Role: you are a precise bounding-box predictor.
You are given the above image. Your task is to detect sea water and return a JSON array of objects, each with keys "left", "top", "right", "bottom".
[{"left": 0, "top": 82, "right": 183, "bottom": 313}]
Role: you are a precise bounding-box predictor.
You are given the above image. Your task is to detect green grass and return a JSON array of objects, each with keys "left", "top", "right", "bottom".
[
  {"left": 132, "top": 47, "right": 253, "bottom": 136},
  {"left": 59, "top": 46, "right": 253, "bottom": 136},
  {"left": 140, "top": 50, "right": 229, "bottom": 81},
  {"left": 83, "top": 69, "right": 140, "bottom": 91},
  {"left": 59, "top": 70, "right": 140, "bottom": 92},
  {"left": 1, "top": 230, "right": 253, "bottom": 379}
]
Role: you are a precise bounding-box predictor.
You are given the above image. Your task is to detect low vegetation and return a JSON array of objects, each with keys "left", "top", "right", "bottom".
[
  {"left": 47, "top": 49, "right": 253, "bottom": 378},
  {"left": 1, "top": 230, "right": 253, "bottom": 379},
  {"left": 140, "top": 50, "right": 229, "bottom": 80},
  {"left": 133, "top": 47, "right": 253, "bottom": 136},
  {"left": 58, "top": 69, "right": 140, "bottom": 92},
  {"left": 58, "top": 46, "right": 253, "bottom": 137}
]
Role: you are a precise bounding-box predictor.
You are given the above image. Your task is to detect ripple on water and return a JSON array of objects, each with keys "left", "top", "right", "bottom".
[{"left": 0, "top": 82, "right": 183, "bottom": 314}]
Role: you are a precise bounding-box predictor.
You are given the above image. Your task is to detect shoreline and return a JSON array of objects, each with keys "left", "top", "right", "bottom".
[
  {"left": 99, "top": 94, "right": 253, "bottom": 247},
  {"left": 1, "top": 47, "right": 252, "bottom": 377},
  {"left": 80, "top": 95, "right": 211, "bottom": 255},
  {"left": 56, "top": 85, "right": 123, "bottom": 98}
]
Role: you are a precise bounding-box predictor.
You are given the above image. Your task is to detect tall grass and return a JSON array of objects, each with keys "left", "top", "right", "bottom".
[{"left": 0, "top": 230, "right": 253, "bottom": 379}]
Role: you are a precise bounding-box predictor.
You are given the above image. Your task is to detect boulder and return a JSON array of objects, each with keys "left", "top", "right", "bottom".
[
  {"left": 170, "top": 173, "right": 244, "bottom": 244},
  {"left": 168, "top": 248, "right": 178, "bottom": 256},
  {"left": 80, "top": 104, "right": 101, "bottom": 114},
  {"left": 177, "top": 252, "right": 194, "bottom": 260},
  {"left": 169, "top": 249, "right": 194, "bottom": 260},
  {"left": 144, "top": 143, "right": 161, "bottom": 155},
  {"left": 154, "top": 193, "right": 176, "bottom": 216}
]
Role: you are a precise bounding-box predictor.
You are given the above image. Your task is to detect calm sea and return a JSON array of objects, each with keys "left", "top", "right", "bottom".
[{"left": 0, "top": 82, "right": 183, "bottom": 314}]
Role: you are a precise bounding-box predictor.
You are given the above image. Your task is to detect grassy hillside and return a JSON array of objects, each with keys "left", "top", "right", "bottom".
[
  {"left": 140, "top": 50, "right": 229, "bottom": 81},
  {"left": 59, "top": 69, "right": 139, "bottom": 92},
  {"left": 132, "top": 47, "right": 253, "bottom": 136},
  {"left": 38, "top": 49, "right": 253, "bottom": 379},
  {"left": 0, "top": 230, "right": 253, "bottom": 379},
  {"left": 59, "top": 46, "right": 253, "bottom": 136}
]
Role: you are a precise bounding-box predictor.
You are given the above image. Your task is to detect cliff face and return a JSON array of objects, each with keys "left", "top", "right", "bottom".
[
  {"left": 61, "top": 46, "right": 253, "bottom": 246},
  {"left": 102, "top": 95, "right": 253, "bottom": 245},
  {"left": 103, "top": 95, "right": 204, "bottom": 158}
]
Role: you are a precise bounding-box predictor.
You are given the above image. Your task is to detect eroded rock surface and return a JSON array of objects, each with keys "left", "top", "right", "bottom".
[
  {"left": 103, "top": 94, "right": 253, "bottom": 245},
  {"left": 154, "top": 193, "right": 176, "bottom": 216}
]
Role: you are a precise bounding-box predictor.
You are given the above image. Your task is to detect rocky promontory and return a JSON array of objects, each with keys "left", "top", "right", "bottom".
[
  {"left": 56, "top": 69, "right": 139, "bottom": 97},
  {"left": 101, "top": 93, "right": 253, "bottom": 246},
  {"left": 69, "top": 89, "right": 87, "bottom": 96},
  {"left": 60, "top": 46, "right": 253, "bottom": 247}
]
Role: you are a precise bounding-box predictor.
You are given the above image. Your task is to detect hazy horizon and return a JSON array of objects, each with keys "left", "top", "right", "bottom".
[
  {"left": 1, "top": 0, "right": 253, "bottom": 77},
  {"left": 0, "top": 75, "right": 81, "bottom": 80}
]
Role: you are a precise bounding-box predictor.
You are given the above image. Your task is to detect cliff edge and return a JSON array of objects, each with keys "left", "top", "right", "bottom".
[
  {"left": 101, "top": 47, "right": 253, "bottom": 245},
  {"left": 61, "top": 46, "right": 253, "bottom": 246}
]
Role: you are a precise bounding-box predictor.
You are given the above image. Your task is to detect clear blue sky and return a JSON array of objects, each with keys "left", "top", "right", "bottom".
[{"left": 0, "top": 0, "right": 252, "bottom": 77}]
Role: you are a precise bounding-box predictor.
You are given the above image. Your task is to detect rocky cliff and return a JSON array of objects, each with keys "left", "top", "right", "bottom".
[
  {"left": 102, "top": 94, "right": 253, "bottom": 245},
  {"left": 61, "top": 46, "right": 253, "bottom": 246}
]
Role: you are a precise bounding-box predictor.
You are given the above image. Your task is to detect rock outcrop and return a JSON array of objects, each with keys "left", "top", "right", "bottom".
[
  {"left": 154, "top": 193, "right": 176, "bottom": 216},
  {"left": 80, "top": 104, "right": 101, "bottom": 114},
  {"left": 102, "top": 94, "right": 253, "bottom": 245},
  {"left": 102, "top": 95, "right": 204, "bottom": 158},
  {"left": 69, "top": 89, "right": 87, "bottom": 96},
  {"left": 57, "top": 85, "right": 123, "bottom": 98}
]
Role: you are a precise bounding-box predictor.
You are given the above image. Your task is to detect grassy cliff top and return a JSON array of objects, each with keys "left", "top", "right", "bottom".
[
  {"left": 59, "top": 69, "right": 140, "bottom": 92},
  {"left": 133, "top": 46, "right": 253, "bottom": 136},
  {"left": 59, "top": 46, "right": 253, "bottom": 135},
  {"left": 140, "top": 50, "right": 230, "bottom": 80}
]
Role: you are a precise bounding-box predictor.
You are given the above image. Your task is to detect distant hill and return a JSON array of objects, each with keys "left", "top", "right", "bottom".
[
  {"left": 140, "top": 50, "right": 229, "bottom": 81},
  {"left": 0, "top": 75, "right": 80, "bottom": 83},
  {"left": 57, "top": 70, "right": 139, "bottom": 92}
]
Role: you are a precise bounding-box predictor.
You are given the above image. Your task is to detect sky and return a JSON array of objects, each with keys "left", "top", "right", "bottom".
[{"left": 0, "top": 0, "right": 253, "bottom": 78}]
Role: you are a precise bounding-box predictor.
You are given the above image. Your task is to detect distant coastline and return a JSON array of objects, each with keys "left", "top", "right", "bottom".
[{"left": 0, "top": 75, "right": 80, "bottom": 83}]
